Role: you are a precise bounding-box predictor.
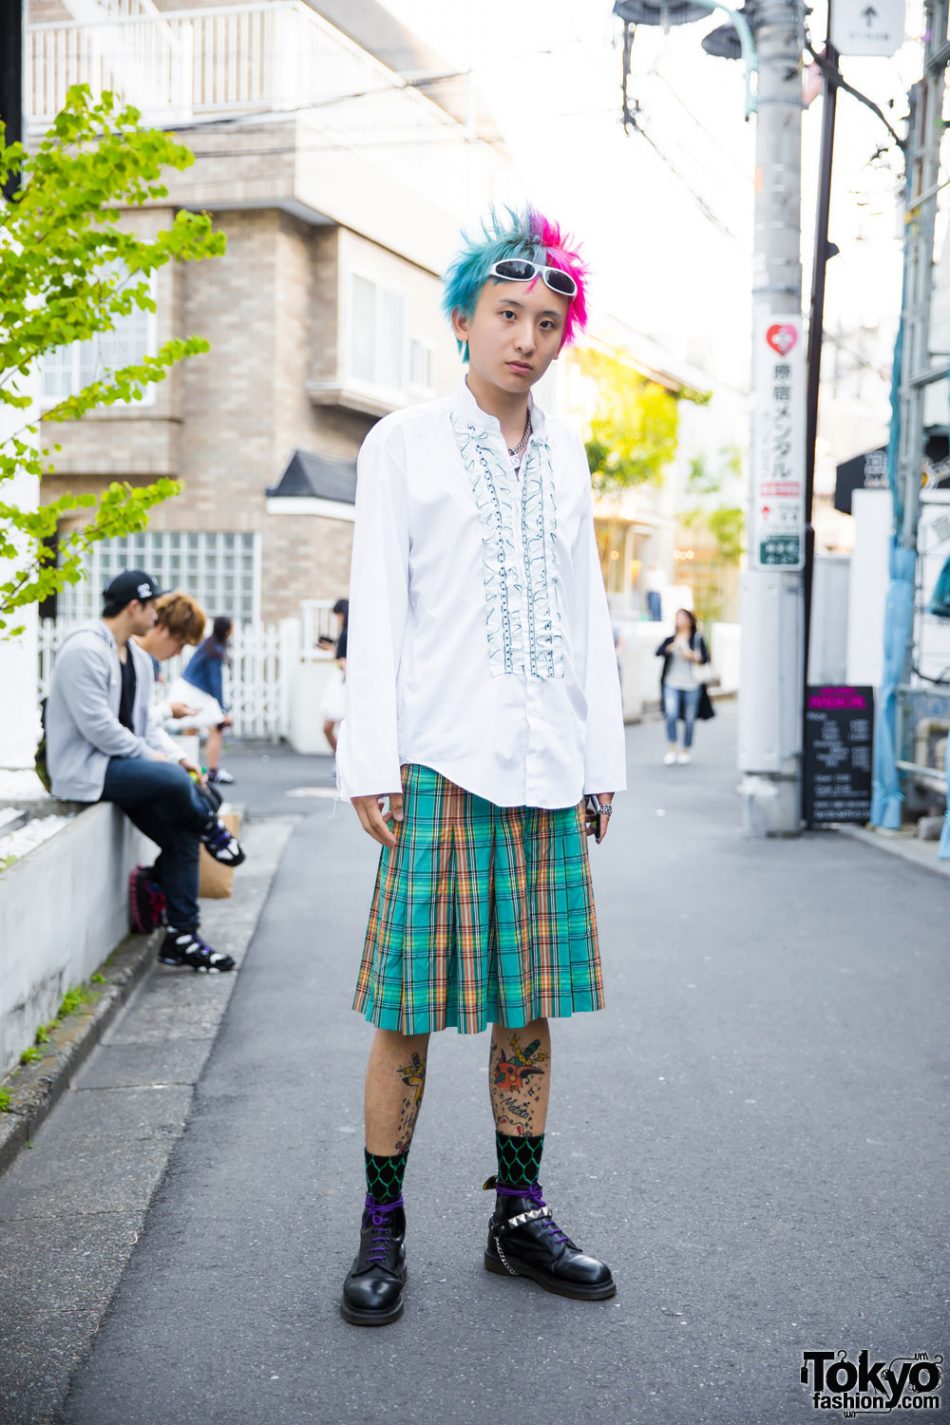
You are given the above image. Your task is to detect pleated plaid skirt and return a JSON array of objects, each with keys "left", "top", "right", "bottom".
[{"left": 352, "top": 763, "right": 605, "bottom": 1035}]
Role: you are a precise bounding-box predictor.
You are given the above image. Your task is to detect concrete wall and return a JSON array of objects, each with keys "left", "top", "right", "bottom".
[
  {"left": 847, "top": 488, "right": 891, "bottom": 687},
  {"left": 809, "top": 554, "right": 851, "bottom": 684},
  {"left": 0, "top": 806, "right": 153, "bottom": 1076}
]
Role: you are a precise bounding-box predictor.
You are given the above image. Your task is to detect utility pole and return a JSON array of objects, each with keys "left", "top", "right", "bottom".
[
  {"left": 738, "top": 0, "right": 806, "bottom": 836},
  {"left": 0, "top": 0, "right": 40, "bottom": 772}
]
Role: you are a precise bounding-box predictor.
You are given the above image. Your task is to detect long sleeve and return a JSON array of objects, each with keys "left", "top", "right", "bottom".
[
  {"left": 208, "top": 652, "right": 225, "bottom": 709},
  {"left": 55, "top": 644, "right": 147, "bottom": 760},
  {"left": 572, "top": 473, "right": 627, "bottom": 796},
  {"left": 336, "top": 420, "right": 411, "bottom": 800}
]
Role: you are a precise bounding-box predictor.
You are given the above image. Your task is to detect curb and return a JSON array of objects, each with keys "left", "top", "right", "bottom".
[
  {"left": 0, "top": 927, "right": 160, "bottom": 1178},
  {"left": 835, "top": 821, "right": 950, "bottom": 880}
]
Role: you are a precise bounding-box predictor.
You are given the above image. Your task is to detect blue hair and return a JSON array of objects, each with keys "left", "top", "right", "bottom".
[{"left": 442, "top": 206, "right": 588, "bottom": 362}]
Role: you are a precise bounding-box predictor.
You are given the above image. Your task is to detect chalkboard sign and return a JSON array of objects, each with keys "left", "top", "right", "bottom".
[{"left": 804, "top": 686, "right": 874, "bottom": 826}]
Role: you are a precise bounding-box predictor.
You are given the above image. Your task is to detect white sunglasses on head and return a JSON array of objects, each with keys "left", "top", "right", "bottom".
[{"left": 488, "top": 258, "right": 578, "bottom": 299}]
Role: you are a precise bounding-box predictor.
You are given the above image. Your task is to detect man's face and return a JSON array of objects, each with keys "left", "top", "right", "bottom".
[
  {"left": 129, "top": 599, "right": 159, "bottom": 637},
  {"left": 453, "top": 277, "right": 569, "bottom": 395},
  {"left": 145, "top": 624, "right": 186, "bottom": 661}
]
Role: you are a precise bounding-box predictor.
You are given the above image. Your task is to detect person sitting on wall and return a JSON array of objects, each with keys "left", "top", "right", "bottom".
[
  {"left": 141, "top": 590, "right": 208, "bottom": 733},
  {"left": 129, "top": 588, "right": 213, "bottom": 935},
  {"left": 45, "top": 570, "right": 246, "bottom": 973}
]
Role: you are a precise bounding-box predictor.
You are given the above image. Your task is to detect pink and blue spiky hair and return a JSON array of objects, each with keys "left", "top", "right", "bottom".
[{"left": 442, "top": 205, "right": 589, "bottom": 360}]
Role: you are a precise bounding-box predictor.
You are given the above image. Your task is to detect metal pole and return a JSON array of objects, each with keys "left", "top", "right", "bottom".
[
  {"left": 738, "top": 0, "right": 805, "bottom": 835},
  {"left": 0, "top": 0, "right": 23, "bottom": 198},
  {"left": 801, "top": 28, "right": 839, "bottom": 813}
]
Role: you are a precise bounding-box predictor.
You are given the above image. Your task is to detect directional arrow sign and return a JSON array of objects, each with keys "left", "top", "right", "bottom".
[{"left": 831, "top": 0, "right": 904, "bottom": 54}]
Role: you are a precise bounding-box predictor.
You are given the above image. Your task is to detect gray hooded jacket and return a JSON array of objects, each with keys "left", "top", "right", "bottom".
[{"left": 46, "top": 621, "right": 177, "bottom": 802}]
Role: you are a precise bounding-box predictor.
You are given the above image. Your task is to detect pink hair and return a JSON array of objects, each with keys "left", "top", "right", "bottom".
[{"left": 530, "top": 208, "right": 589, "bottom": 347}]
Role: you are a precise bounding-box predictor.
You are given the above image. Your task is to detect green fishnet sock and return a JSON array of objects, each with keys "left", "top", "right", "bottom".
[
  {"left": 364, "top": 1148, "right": 409, "bottom": 1205},
  {"left": 495, "top": 1131, "right": 544, "bottom": 1189}
]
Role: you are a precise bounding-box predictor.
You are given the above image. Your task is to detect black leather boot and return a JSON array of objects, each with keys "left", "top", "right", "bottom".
[
  {"left": 483, "top": 1177, "right": 616, "bottom": 1300},
  {"left": 340, "top": 1195, "right": 408, "bottom": 1326}
]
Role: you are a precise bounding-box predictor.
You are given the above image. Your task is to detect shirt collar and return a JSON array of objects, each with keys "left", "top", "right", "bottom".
[{"left": 456, "top": 376, "right": 548, "bottom": 440}]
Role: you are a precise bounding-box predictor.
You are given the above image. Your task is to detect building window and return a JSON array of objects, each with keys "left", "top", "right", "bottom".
[
  {"left": 348, "top": 273, "right": 406, "bottom": 392},
  {"left": 41, "top": 268, "right": 157, "bottom": 406},
  {"left": 56, "top": 532, "right": 260, "bottom": 624},
  {"left": 409, "top": 337, "right": 433, "bottom": 393}
]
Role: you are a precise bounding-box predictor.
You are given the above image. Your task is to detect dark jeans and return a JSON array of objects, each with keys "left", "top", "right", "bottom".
[
  {"left": 663, "top": 684, "right": 701, "bottom": 748},
  {"left": 101, "top": 757, "right": 215, "bottom": 930}
]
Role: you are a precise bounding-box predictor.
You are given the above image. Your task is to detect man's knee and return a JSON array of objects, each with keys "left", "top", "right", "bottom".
[{"left": 154, "top": 762, "right": 208, "bottom": 824}]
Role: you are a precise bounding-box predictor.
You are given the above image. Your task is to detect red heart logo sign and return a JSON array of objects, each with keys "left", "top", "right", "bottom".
[{"left": 766, "top": 323, "right": 798, "bottom": 356}]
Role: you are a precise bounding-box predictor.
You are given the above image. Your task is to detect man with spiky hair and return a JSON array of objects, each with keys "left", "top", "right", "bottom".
[{"left": 335, "top": 208, "right": 626, "bottom": 1325}]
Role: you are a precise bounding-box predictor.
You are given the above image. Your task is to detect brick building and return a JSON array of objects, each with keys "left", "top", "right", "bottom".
[{"left": 26, "top": 0, "right": 508, "bottom": 625}]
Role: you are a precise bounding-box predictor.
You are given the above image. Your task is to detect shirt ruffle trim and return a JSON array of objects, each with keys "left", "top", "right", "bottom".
[
  {"left": 520, "top": 435, "right": 564, "bottom": 680},
  {"left": 450, "top": 409, "right": 563, "bottom": 681}
]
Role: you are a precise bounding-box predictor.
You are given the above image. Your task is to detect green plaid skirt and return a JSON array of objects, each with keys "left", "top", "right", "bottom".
[{"left": 352, "top": 763, "right": 605, "bottom": 1035}]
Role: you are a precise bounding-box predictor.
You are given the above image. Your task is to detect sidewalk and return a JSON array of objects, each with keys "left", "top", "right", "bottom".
[
  {"left": 0, "top": 817, "right": 296, "bottom": 1425},
  {"left": 3, "top": 709, "right": 949, "bottom": 1425}
]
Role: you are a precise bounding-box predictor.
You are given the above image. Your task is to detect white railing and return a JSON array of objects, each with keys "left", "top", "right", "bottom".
[
  {"left": 27, "top": 1, "right": 464, "bottom": 138},
  {"left": 39, "top": 618, "right": 286, "bottom": 741}
]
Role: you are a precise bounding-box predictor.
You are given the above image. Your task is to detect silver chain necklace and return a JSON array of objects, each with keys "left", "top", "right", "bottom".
[{"left": 507, "top": 412, "right": 532, "bottom": 460}]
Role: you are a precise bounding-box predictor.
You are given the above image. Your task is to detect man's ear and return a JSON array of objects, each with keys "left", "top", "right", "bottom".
[{"left": 450, "top": 306, "right": 470, "bottom": 346}]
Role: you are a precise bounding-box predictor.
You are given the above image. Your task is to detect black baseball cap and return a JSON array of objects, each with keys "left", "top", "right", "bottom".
[{"left": 102, "top": 570, "right": 168, "bottom": 609}]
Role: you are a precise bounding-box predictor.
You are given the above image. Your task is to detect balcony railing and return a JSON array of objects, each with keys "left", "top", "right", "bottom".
[{"left": 26, "top": 1, "right": 463, "bottom": 142}]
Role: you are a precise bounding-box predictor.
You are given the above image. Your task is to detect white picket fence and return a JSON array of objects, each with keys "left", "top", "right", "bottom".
[{"left": 38, "top": 619, "right": 296, "bottom": 742}]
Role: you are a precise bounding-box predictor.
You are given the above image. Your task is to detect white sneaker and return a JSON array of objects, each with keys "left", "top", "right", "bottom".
[
  {"left": 677, "top": 752, "right": 691, "bottom": 765},
  {"left": 663, "top": 751, "right": 677, "bottom": 766}
]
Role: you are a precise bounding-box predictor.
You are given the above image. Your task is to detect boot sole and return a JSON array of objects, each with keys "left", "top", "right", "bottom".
[
  {"left": 339, "top": 1296, "right": 405, "bottom": 1326},
  {"left": 484, "top": 1251, "right": 617, "bottom": 1301},
  {"left": 340, "top": 1268, "right": 408, "bottom": 1327}
]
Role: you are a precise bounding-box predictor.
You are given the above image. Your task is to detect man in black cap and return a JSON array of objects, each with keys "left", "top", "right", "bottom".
[{"left": 45, "top": 570, "right": 247, "bottom": 972}]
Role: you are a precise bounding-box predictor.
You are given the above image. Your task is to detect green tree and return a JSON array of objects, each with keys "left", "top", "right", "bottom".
[
  {"left": 575, "top": 347, "right": 709, "bottom": 494},
  {"left": 0, "top": 85, "right": 226, "bottom": 634}
]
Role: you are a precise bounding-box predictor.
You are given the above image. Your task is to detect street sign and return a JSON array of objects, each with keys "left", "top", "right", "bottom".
[
  {"left": 834, "top": 445, "right": 888, "bottom": 513},
  {"left": 803, "top": 685, "right": 874, "bottom": 825},
  {"left": 830, "top": 0, "right": 905, "bottom": 56},
  {"left": 752, "top": 314, "right": 805, "bottom": 570}
]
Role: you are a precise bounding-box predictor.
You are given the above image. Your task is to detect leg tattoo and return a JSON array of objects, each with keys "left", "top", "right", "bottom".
[
  {"left": 393, "top": 1050, "right": 428, "bottom": 1154},
  {"left": 489, "top": 1023, "right": 551, "bottom": 1138}
]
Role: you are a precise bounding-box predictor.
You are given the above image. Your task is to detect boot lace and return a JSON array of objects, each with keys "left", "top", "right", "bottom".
[
  {"left": 496, "top": 1181, "right": 570, "bottom": 1246},
  {"left": 364, "top": 1193, "right": 404, "bottom": 1266}
]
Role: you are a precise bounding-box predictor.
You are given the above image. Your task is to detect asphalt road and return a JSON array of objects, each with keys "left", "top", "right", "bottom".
[{"left": 56, "top": 709, "right": 950, "bottom": 1425}]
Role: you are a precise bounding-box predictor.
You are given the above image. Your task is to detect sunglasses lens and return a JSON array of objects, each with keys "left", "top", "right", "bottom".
[
  {"left": 494, "top": 259, "right": 536, "bottom": 281},
  {"left": 544, "top": 268, "right": 578, "bottom": 298}
]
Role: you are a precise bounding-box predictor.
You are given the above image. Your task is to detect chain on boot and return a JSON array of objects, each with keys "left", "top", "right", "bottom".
[{"left": 482, "top": 1176, "right": 616, "bottom": 1301}]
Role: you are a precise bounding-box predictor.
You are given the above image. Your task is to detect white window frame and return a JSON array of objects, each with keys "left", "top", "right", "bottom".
[
  {"left": 344, "top": 268, "right": 408, "bottom": 400},
  {"left": 55, "top": 531, "right": 261, "bottom": 625},
  {"left": 40, "top": 268, "right": 158, "bottom": 410},
  {"left": 408, "top": 336, "right": 434, "bottom": 396}
]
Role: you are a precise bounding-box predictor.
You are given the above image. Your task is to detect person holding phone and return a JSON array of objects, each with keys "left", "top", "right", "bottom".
[
  {"left": 655, "top": 607, "right": 714, "bottom": 765},
  {"left": 334, "top": 207, "right": 626, "bottom": 1326}
]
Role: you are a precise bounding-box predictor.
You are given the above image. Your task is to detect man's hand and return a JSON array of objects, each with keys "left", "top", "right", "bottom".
[
  {"left": 178, "top": 757, "right": 207, "bottom": 787},
  {"left": 585, "top": 792, "right": 615, "bottom": 845},
  {"left": 352, "top": 792, "right": 404, "bottom": 849},
  {"left": 170, "top": 701, "right": 197, "bottom": 720}
]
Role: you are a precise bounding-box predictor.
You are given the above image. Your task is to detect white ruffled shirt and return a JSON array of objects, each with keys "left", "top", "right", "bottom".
[{"left": 335, "top": 380, "right": 627, "bottom": 809}]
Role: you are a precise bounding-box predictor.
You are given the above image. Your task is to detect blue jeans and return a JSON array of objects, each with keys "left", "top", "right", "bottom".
[
  {"left": 101, "top": 757, "right": 216, "bottom": 930},
  {"left": 663, "top": 684, "right": 701, "bottom": 748}
]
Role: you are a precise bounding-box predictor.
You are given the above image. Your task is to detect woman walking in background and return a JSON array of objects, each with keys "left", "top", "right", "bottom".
[
  {"left": 171, "top": 615, "right": 235, "bottom": 785},
  {"left": 656, "top": 608, "right": 714, "bottom": 765},
  {"left": 318, "top": 597, "right": 349, "bottom": 755}
]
